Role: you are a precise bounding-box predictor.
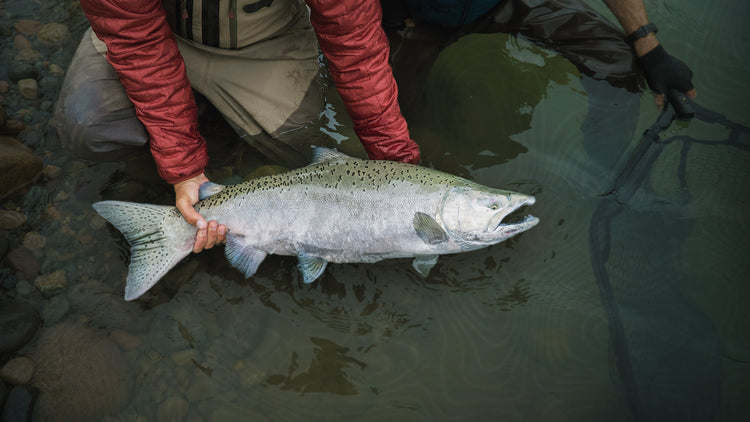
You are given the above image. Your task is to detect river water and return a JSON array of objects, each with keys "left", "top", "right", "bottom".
[{"left": 1, "top": 0, "right": 748, "bottom": 421}]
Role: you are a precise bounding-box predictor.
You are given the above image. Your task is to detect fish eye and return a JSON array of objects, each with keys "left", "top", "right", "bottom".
[{"left": 490, "top": 203, "right": 499, "bottom": 210}]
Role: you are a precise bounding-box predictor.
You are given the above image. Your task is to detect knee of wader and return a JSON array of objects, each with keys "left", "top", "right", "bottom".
[{"left": 53, "top": 96, "right": 149, "bottom": 163}]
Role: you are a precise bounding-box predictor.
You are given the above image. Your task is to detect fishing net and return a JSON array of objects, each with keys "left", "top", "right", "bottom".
[{"left": 590, "top": 103, "right": 750, "bottom": 420}]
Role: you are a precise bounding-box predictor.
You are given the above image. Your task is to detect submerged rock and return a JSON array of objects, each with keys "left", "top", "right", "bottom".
[
  {"left": 33, "top": 270, "right": 67, "bottom": 296},
  {"left": 17, "top": 79, "right": 38, "bottom": 100},
  {"left": 14, "top": 20, "right": 43, "bottom": 37},
  {"left": 67, "top": 280, "right": 152, "bottom": 332},
  {"left": 0, "top": 136, "right": 43, "bottom": 199},
  {"left": 0, "top": 356, "right": 35, "bottom": 385},
  {"left": 6, "top": 247, "right": 40, "bottom": 280},
  {"left": 0, "top": 301, "right": 41, "bottom": 355},
  {"left": 36, "top": 23, "right": 71, "bottom": 48},
  {"left": 156, "top": 395, "right": 189, "bottom": 422},
  {"left": 1, "top": 385, "right": 36, "bottom": 422},
  {"left": 21, "top": 231, "right": 45, "bottom": 252},
  {"left": 0, "top": 210, "right": 27, "bottom": 230},
  {"left": 0, "top": 233, "right": 8, "bottom": 262},
  {"left": 41, "top": 294, "right": 69, "bottom": 325},
  {"left": 31, "top": 322, "right": 134, "bottom": 422},
  {"left": 7, "top": 63, "right": 38, "bottom": 83}
]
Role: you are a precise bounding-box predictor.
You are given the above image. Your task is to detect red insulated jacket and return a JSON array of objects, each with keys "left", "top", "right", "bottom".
[{"left": 79, "top": 0, "right": 420, "bottom": 184}]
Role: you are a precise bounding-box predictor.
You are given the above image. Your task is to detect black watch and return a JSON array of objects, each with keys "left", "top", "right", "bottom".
[{"left": 626, "top": 23, "right": 658, "bottom": 45}]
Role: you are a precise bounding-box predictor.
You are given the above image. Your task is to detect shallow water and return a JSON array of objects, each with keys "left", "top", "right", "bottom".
[{"left": 1, "top": 0, "right": 749, "bottom": 421}]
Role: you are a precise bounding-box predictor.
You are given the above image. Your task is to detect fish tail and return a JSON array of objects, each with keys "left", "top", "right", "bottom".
[{"left": 92, "top": 200, "right": 195, "bottom": 301}]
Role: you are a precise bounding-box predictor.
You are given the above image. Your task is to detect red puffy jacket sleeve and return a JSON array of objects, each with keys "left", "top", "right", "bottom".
[
  {"left": 79, "top": 0, "right": 208, "bottom": 184},
  {"left": 306, "top": 0, "right": 421, "bottom": 164}
]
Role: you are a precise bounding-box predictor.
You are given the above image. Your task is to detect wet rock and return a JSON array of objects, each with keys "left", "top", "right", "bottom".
[
  {"left": 89, "top": 212, "right": 108, "bottom": 230},
  {"left": 148, "top": 301, "right": 209, "bottom": 355},
  {"left": 185, "top": 375, "right": 219, "bottom": 402},
  {"left": 170, "top": 348, "right": 200, "bottom": 366},
  {"left": 41, "top": 294, "right": 69, "bottom": 325},
  {"left": 157, "top": 396, "right": 189, "bottom": 422},
  {"left": 0, "top": 81, "right": 9, "bottom": 94},
  {"left": 14, "top": 49, "right": 41, "bottom": 64},
  {"left": 37, "top": 23, "right": 70, "bottom": 48},
  {"left": 0, "top": 301, "right": 41, "bottom": 355},
  {"left": 34, "top": 270, "right": 67, "bottom": 296},
  {"left": 13, "top": 35, "right": 32, "bottom": 50},
  {"left": 1, "top": 385, "right": 36, "bottom": 422},
  {"left": 109, "top": 329, "right": 143, "bottom": 351},
  {"left": 0, "top": 120, "right": 26, "bottom": 136},
  {"left": 0, "top": 136, "right": 43, "bottom": 199},
  {"left": 31, "top": 322, "right": 134, "bottom": 422},
  {"left": 7, "top": 64, "right": 38, "bottom": 83},
  {"left": 1, "top": 233, "right": 9, "bottom": 262},
  {"left": 6, "top": 247, "right": 40, "bottom": 280},
  {"left": 14, "top": 20, "right": 44, "bottom": 37},
  {"left": 0, "top": 104, "right": 5, "bottom": 126},
  {"left": 21, "top": 231, "right": 45, "bottom": 251},
  {"left": 17, "top": 79, "right": 38, "bottom": 100},
  {"left": 67, "top": 280, "right": 152, "bottom": 332},
  {"left": 15, "top": 281, "right": 35, "bottom": 297},
  {"left": 0, "top": 210, "right": 27, "bottom": 229},
  {"left": 206, "top": 402, "right": 269, "bottom": 422},
  {"left": 48, "top": 64, "right": 64, "bottom": 75},
  {"left": 0, "top": 356, "right": 35, "bottom": 385},
  {"left": 42, "top": 164, "right": 62, "bottom": 180}
]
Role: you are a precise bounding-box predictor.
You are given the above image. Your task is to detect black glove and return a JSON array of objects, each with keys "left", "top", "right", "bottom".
[
  {"left": 638, "top": 45, "right": 695, "bottom": 119},
  {"left": 638, "top": 45, "right": 694, "bottom": 94}
]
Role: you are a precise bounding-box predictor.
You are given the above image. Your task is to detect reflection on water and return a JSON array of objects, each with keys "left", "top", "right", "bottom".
[{"left": 1, "top": 0, "right": 749, "bottom": 421}]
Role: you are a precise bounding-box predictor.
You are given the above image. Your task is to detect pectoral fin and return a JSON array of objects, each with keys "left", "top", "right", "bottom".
[
  {"left": 412, "top": 255, "right": 439, "bottom": 277},
  {"left": 225, "top": 234, "right": 267, "bottom": 278},
  {"left": 413, "top": 212, "right": 449, "bottom": 245},
  {"left": 298, "top": 254, "right": 328, "bottom": 284}
]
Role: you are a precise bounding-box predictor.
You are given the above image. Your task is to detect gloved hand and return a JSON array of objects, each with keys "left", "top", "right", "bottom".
[{"left": 638, "top": 45, "right": 697, "bottom": 111}]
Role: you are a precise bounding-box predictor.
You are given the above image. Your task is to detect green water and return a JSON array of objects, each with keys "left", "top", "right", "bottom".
[{"left": 2, "top": 0, "right": 749, "bottom": 421}]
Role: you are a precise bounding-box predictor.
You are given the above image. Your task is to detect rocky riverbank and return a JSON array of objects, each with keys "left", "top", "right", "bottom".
[
  {"left": 0, "top": 2, "right": 293, "bottom": 421},
  {"left": 0, "top": 2, "right": 141, "bottom": 421}
]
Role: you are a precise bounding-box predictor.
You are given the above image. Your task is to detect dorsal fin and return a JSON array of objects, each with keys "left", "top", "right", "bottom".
[
  {"left": 198, "top": 181, "right": 226, "bottom": 200},
  {"left": 310, "top": 147, "right": 352, "bottom": 165}
]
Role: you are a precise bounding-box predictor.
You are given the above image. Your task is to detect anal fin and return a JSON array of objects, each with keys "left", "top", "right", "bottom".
[
  {"left": 298, "top": 254, "right": 328, "bottom": 284},
  {"left": 225, "top": 233, "right": 267, "bottom": 278},
  {"left": 412, "top": 255, "right": 439, "bottom": 277}
]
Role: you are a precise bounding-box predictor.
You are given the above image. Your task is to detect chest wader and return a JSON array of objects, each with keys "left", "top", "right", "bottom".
[{"left": 54, "top": 0, "right": 324, "bottom": 168}]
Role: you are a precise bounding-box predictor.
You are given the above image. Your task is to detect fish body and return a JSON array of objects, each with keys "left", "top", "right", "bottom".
[{"left": 93, "top": 148, "right": 539, "bottom": 300}]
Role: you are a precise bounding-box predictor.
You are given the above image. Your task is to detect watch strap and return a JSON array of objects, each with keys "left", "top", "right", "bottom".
[{"left": 626, "top": 23, "right": 658, "bottom": 45}]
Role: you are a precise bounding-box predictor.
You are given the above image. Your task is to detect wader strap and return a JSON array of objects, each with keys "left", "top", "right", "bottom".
[{"left": 164, "top": 0, "right": 288, "bottom": 49}]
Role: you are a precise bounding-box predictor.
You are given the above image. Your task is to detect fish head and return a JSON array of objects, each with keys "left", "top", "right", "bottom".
[{"left": 439, "top": 185, "right": 539, "bottom": 246}]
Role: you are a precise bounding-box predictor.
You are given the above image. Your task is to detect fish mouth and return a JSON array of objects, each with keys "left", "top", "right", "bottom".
[
  {"left": 492, "top": 197, "right": 539, "bottom": 233},
  {"left": 495, "top": 214, "right": 539, "bottom": 234}
]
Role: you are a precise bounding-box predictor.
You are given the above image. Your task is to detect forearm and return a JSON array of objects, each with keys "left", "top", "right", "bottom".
[
  {"left": 79, "top": 0, "right": 208, "bottom": 183},
  {"left": 602, "top": 0, "right": 659, "bottom": 56},
  {"left": 306, "top": 0, "right": 420, "bottom": 163}
]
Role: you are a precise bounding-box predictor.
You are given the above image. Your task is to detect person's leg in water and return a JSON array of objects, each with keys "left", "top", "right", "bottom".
[
  {"left": 382, "top": 0, "right": 642, "bottom": 187},
  {"left": 469, "top": 0, "right": 642, "bottom": 177},
  {"left": 53, "top": 28, "right": 150, "bottom": 163},
  {"left": 55, "top": 24, "right": 325, "bottom": 173}
]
